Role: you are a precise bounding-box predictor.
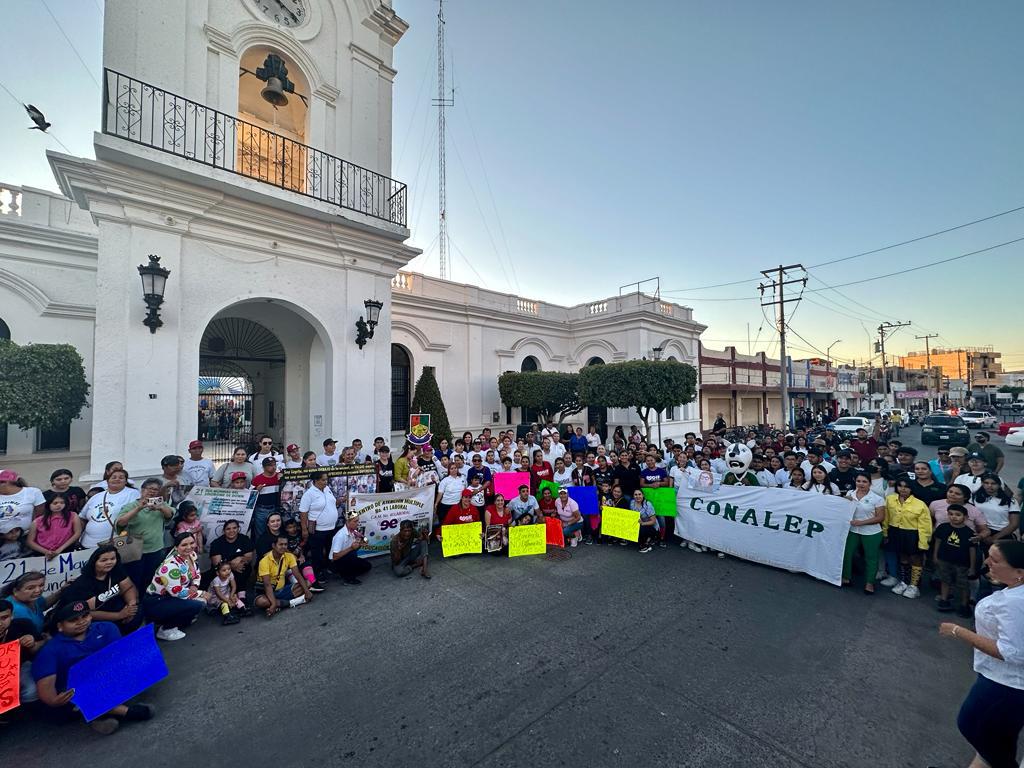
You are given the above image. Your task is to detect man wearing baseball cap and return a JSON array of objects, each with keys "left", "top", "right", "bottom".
[
  {"left": 31, "top": 600, "right": 154, "bottom": 734},
  {"left": 953, "top": 452, "right": 990, "bottom": 495},
  {"left": 283, "top": 443, "right": 303, "bottom": 469},
  {"left": 182, "top": 440, "right": 214, "bottom": 487},
  {"left": 317, "top": 438, "right": 339, "bottom": 467},
  {"left": 966, "top": 431, "right": 1004, "bottom": 474}
]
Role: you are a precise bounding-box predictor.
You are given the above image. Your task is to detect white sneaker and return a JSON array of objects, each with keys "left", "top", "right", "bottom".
[
  {"left": 879, "top": 576, "right": 899, "bottom": 587},
  {"left": 891, "top": 581, "right": 908, "bottom": 595},
  {"left": 902, "top": 585, "right": 920, "bottom": 599},
  {"left": 156, "top": 627, "right": 186, "bottom": 641},
  {"left": 569, "top": 538, "right": 578, "bottom": 548},
  {"left": 688, "top": 543, "right": 705, "bottom": 553}
]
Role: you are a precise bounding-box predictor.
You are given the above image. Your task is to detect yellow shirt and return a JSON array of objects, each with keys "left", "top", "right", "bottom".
[
  {"left": 257, "top": 551, "right": 297, "bottom": 590},
  {"left": 884, "top": 494, "right": 932, "bottom": 550}
]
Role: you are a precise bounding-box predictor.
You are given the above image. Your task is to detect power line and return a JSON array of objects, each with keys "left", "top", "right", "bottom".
[{"left": 40, "top": 0, "right": 101, "bottom": 89}]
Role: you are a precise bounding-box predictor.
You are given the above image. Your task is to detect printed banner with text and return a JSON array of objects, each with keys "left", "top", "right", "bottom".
[
  {"left": 184, "top": 487, "right": 259, "bottom": 542},
  {"left": 349, "top": 486, "right": 435, "bottom": 558},
  {"left": 674, "top": 485, "right": 854, "bottom": 585}
]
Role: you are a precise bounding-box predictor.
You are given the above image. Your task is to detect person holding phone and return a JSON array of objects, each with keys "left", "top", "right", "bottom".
[{"left": 121, "top": 478, "right": 175, "bottom": 591}]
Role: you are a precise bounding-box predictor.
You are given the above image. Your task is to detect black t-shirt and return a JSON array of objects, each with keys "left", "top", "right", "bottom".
[
  {"left": 64, "top": 565, "right": 131, "bottom": 613},
  {"left": 934, "top": 522, "right": 972, "bottom": 567},
  {"left": 209, "top": 534, "right": 254, "bottom": 564},
  {"left": 828, "top": 468, "right": 859, "bottom": 494},
  {"left": 44, "top": 487, "right": 88, "bottom": 517},
  {"left": 612, "top": 464, "right": 640, "bottom": 495},
  {"left": 910, "top": 480, "right": 947, "bottom": 507},
  {"left": 593, "top": 468, "right": 614, "bottom": 488},
  {"left": 376, "top": 459, "right": 395, "bottom": 493}
]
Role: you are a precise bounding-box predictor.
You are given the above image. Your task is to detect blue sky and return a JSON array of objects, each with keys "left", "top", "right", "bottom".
[{"left": 2, "top": 1, "right": 1022, "bottom": 370}]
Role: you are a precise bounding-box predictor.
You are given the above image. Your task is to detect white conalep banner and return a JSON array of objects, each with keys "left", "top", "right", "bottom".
[
  {"left": 675, "top": 484, "right": 854, "bottom": 585},
  {"left": 349, "top": 486, "right": 435, "bottom": 559}
]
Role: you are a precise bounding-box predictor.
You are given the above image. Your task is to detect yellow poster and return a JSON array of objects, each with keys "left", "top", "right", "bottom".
[
  {"left": 601, "top": 505, "right": 639, "bottom": 542},
  {"left": 441, "top": 521, "right": 482, "bottom": 557},
  {"left": 508, "top": 523, "right": 546, "bottom": 557}
]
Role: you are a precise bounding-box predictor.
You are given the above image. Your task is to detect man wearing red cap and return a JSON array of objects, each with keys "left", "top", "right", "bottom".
[
  {"left": 283, "top": 443, "right": 303, "bottom": 469},
  {"left": 182, "top": 440, "right": 214, "bottom": 487}
]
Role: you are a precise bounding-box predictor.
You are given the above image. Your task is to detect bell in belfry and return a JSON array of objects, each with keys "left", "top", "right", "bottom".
[
  {"left": 255, "top": 53, "right": 295, "bottom": 107},
  {"left": 261, "top": 77, "right": 289, "bottom": 107}
]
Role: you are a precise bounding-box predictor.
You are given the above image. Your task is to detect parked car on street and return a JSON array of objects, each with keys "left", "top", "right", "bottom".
[
  {"left": 920, "top": 413, "right": 970, "bottom": 446},
  {"left": 1006, "top": 427, "right": 1024, "bottom": 449},
  {"left": 960, "top": 410, "right": 998, "bottom": 429},
  {"left": 828, "top": 416, "right": 872, "bottom": 438}
]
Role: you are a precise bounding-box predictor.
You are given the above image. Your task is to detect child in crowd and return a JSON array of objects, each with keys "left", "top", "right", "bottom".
[
  {"left": 173, "top": 500, "right": 204, "bottom": 553},
  {"left": 26, "top": 493, "right": 83, "bottom": 560},
  {"left": 282, "top": 518, "right": 318, "bottom": 587},
  {"left": 932, "top": 504, "right": 976, "bottom": 618},
  {"left": 1, "top": 524, "right": 28, "bottom": 561},
  {"left": 467, "top": 474, "right": 486, "bottom": 510},
  {"left": 208, "top": 560, "right": 246, "bottom": 625}
]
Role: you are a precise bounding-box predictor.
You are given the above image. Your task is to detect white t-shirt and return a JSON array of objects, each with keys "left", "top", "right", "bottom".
[
  {"left": 249, "top": 451, "right": 284, "bottom": 469},
  {"left": 0, "top": 487, "right": 46, "bottom": 533},
  {"left": 329, "top": 526, "right": 360, "bottom": 558},
  {"left": 954, "top": 473, "right": 985, "bottom": 496},
  {"left": 845, "top": 490, "right": 884, "bottom": 536},
  {"left": 437, "top": 475, "right": 466, "bottom": 505},
  {"left": 553, "top": 468, "right": 574, "bottom": 487},
  {"left": 805, "top": 482, "right": 841, "bottom": 496},
  {"left": 299, "top": 486, "right": 339, "bottom": 531},
  {"left": 317, "top": 452, "right": 340, "bottom": 466},
  {"left": 79, "top": 486, "right": 142, "bottom": 548},
  {"left": 284, "top": 460, "right": 303, "bottom": 469},
  {"left": 775, "top": 468, "right": 792, "bottom": 486},
  {"left": 755, "top": 469, "right": 778, "bottom": 488},
  {"left": 973, "top": 585, "right": 1024, "bottom": 690},
  {"left": 669, "top": 465, "right": 688, "bottom": 493},
  {"left": 586, "top": 433, "right": 602, "bottom": 448},
  {"left": 182, "top": 458, "right": 215, "bottom": 487},
  {"left": 974, "top": 497, "right": 1020, "bottom": 532}
]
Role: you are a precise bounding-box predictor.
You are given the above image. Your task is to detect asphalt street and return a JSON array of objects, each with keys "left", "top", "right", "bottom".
[{"left": 5, "top": 424, "right": 1019, "bottom": 767}]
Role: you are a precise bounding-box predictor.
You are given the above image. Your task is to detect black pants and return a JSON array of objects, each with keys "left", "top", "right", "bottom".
[
  {"left": 330, "top": 550, "right": 372, "bottom": 581},
  {"left": 309, "top": 528, "right": 335, "bottom": 578}
]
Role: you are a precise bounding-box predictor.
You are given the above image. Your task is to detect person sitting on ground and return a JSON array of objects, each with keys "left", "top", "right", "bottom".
[
  {"left": 255, "top": 534, "right": 314, "bottom": 618},
  {"left": 483, "top": 493, "right": 511, "bottom": 551},
  {"left": 0, "top": 598, "right": 41, "bottom": 709},
  {"left": 932, "top": 504, "right": 976, "bottom": 618},
  {"left": 207, "top": 560, "right": 248, "bottom": 625},
  {"left": 1, "top": 571, "right": 63, "bottom": 635},
  {"left": 554, "top": 487, "right": 584, "bottom": 547},
  {"left": 61, "top": 545, "right": 141, "bottom": 635},
  {"left": 26, "top": 492, "right": 83, "bottom": 560},
  {"left": 444, "top": 490, "right": 481, "bottom": 526},
  {"left": 390, "top": 520, "right": 430, "bottom": 578},
  {"left": 537, "top": 486, "right": 557, "bottom": 519},
  {"left": 329, "top": 511, "right": 373, "bottom": 585},
  {"left": 143, "top": 532, "right": 206, "bottom": 642},
  {"left": 31, "top": 600, "right": 154, "bottom": 735},
  {"left": 631, "top": 489, "right": 659, "bottom": 554},
  {"left": 208, "top": 519, "right": 254, "bottom": 602}
]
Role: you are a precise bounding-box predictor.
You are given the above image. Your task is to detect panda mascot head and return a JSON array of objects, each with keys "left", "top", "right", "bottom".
[{"left": 723, "top": 441, "right": 753, "bottom": 479}]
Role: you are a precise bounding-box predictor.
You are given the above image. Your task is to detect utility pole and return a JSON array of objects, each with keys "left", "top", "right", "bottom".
[
  {"left": 759, "top": 264, "right": 806, "bottom": 429},
  {"left": 433, "top": 0, "right": 455, "bottom": 280},
  {"left": 915, "top": 333, "right": 938, "bottom": 412},
  {"left": 876, "top": 321, "right": 911, "bottom": 409}
]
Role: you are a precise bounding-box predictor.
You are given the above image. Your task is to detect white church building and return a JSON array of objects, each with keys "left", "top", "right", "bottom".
[{"left": 0, "top": 0, "right": 704, "bottom": 484}]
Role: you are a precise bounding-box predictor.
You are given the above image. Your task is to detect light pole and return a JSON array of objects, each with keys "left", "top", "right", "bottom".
[
  {"left": 652, "top": 345, "right": 664, "bottom": 449},
  {"left": 826, "top": 339, "right": 841, "bottom": 418}
]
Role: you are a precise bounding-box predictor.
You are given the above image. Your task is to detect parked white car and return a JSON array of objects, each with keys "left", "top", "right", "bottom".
[
  {"left": 961, "top": 411, "right": 998, "bottom": 429},
  {"left": 829, "top": 416, "right": 872, "bottom": 437},
  {"left": 1006, "top": 427, "right": 1024, "bottom": 448}
]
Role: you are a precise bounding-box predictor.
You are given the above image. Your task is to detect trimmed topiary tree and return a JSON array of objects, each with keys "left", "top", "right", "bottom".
[
  {"left": 578, "top": 359, "right": 697, "bottom": 438},
  {"left": 497, "top": 371, "right": 583, "bottom": 424},
  {"left": 0, "top": 340, "right": 90, "bottom": 430},
  {"left": 410, "top": 365, "right": 453, "bottom": 448}
]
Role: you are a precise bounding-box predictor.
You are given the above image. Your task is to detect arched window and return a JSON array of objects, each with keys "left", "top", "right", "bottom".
[
  {"left": 0, "top": 317, "right": 9, "bottom": 340},
  {"left": 586, "top": 356, "right": 605, "bottom": 367},
  {"left": 391, "top": 345, "right": 412, "bottom": 432},
  {"left": 521, "top": 356, "right": 539, "bottom": 372}
]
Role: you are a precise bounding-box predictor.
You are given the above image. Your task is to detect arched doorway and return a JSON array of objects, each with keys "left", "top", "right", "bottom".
[
  {"left": 520, "top": 356, "right": 541, "bottom": 424},
  {"left": 199, "top": 317, "right": 284, "bottom": 461},
  {"left": 585, "top": 357, "right": 608, "bottom": 442}
]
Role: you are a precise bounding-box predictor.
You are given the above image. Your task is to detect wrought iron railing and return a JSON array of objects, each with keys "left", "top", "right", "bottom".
[{"left": 102, "top": 69, "right": 407, "bottom": 226}]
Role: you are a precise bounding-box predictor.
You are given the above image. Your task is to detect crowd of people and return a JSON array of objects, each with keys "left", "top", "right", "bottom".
[{"left": 2, "top": 417, "right": 1023, "bottom": 761}]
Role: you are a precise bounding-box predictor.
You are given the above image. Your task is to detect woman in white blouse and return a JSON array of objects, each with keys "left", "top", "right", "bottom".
[
  {"left": 842, "top": 472, "right": 886, "bottom": 593},
  {"left": 941, "top": 540, "right": 1024, "bottom": 768}
]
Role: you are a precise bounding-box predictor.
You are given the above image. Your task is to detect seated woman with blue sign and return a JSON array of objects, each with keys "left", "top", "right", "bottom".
[{"left": 31, "top": 600, "right": 154, "bottom": 734}]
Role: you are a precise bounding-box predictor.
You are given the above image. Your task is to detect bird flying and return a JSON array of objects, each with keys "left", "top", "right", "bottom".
[{"left": 24, "top": 104, "right": 51, "bottom": 132}]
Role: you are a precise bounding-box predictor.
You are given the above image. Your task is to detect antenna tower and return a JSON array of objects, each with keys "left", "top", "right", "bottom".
[{"left": 433, "top": 0, "right": 455, "bottom": 280}]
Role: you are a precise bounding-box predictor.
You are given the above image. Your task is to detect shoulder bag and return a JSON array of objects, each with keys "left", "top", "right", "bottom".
[{"left": 100, "top": 492, "right": 144, "bottom": 563}]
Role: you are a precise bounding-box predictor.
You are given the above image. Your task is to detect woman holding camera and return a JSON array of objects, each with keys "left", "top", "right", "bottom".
[{"left": 121, "top": 478, "right": 175, "bottom": 592}]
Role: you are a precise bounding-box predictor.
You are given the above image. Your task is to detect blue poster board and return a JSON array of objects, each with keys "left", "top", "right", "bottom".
[
  {"left": 567, "top": 485, "right": 599, "bottom": 515},
  {"left": 68, "top": 625, "right": 168, "bottom": 721}
]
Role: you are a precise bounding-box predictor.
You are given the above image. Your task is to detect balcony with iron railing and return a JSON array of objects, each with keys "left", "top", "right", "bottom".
[{"left": 101, "top": 69, "right": 407, "bottom": 227}]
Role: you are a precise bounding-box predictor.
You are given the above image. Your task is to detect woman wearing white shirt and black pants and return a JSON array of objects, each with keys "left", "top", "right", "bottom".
[
  {"left": 941, "top": 540, "right": 1024, "bottom": 768},
  {"left": 299, "top": 471, "right": 340, "bottom": 583}
]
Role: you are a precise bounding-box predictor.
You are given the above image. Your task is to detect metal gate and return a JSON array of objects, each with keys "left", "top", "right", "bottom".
[{"left": 198, "top": 392, "right": 254, "bottom": 462}]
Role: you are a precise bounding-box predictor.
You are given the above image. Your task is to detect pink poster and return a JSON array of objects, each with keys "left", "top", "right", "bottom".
[{"left": 493, "top": 471, "right": 530, "bottom": 500}]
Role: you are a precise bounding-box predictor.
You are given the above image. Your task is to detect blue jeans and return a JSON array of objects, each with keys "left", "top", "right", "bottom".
[
  {"left": 252, "top": 504, "right": 276, "bottom": 539},
  {"left": 562, "top": 521, "right": 583, "bottom": 537}
]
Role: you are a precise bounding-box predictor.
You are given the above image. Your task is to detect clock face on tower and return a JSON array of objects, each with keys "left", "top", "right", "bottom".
[{"left": 251, "top": 0, "right": 308, "bottom": 28}]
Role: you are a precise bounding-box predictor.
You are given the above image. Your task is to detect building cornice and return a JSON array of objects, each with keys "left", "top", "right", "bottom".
[
  {"left": 362, "top": 4, "right": 409, "bottom": 46},
  {"left": 0, "top": 266, "right": 95, "bottom": 318}
]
